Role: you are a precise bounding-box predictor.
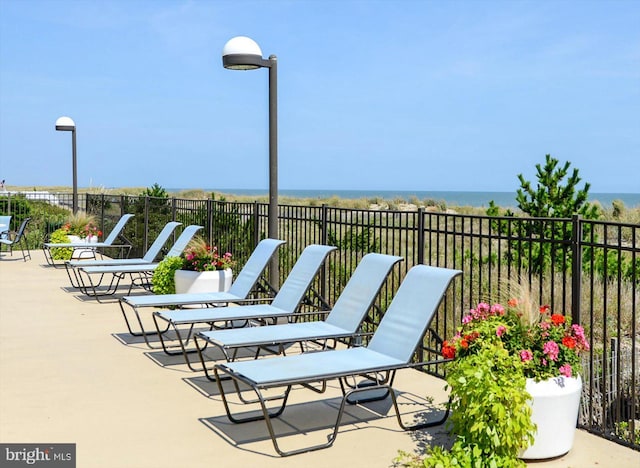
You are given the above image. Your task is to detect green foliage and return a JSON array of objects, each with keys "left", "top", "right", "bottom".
[
  {"left": 515, "top": 154, "right": 599, "bottom": 220},
  {"left": 422, "top": 345, "right": 533, "bottom": 467},
  {"left": 48, "top": 229, "right": 72, "bottom": 260},
  {"left": 132, "top": 183, "right": 171, "bottom": 216},
  {"left": 0, "top": 195, "right": 31, "bottom": 229},
  {"left": 487, "top": 154, "right": 600, "bottom": 274},
  {"left": 327, "top": 227, "right": 380, "bottom": 252},
  {"left": 151, "top": 256, "right": 184, "bottom": 295},
  {"left": 585, "top": 248, "right": 639, "bottom": 284},
  {"left": 140, "top": 183, "right": 169, "bottom": 199},
  {"left": 121, "top": 183, "right": 173, "bottom": 257}
]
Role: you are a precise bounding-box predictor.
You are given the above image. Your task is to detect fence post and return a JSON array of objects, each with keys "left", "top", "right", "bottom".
[
  {"left": 321, "top": 204, "right": 328, "bottom": 246},
  {"left": 252, "top": 201, "right": 259, "bottom": 245},
  {"left": 417, "top": 207, "right": 425, "bottom": 265},
  {"left": 143, "top": 196, "right": 149, "bottom": 255},
  {"left": 100, "top": 194, "right": 105, "bottom": 229},
  {"left": 206, "top": 199, "right": 213, "bottom": 246},
  {"left": 571, "top": 214, "right": 582, "bottom": 325}
]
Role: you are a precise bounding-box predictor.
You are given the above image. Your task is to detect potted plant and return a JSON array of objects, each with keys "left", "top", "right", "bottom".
[
  {"left": 398, "top": 290, "right": 590, "bottom": 467},
  {"left": 151, "top": 237, "right": 235, "bottom": 295},
  {"left": 48, "top": 212, "right": 102, "bottom": 260}
]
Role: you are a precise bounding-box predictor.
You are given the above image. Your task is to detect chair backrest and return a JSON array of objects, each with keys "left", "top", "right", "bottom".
[
  {"left": 0, "top": 215, "right": 11, "bottom": 229},
  {"left": 228, "top": 238, "right": 286, "bottom": 298},
  {"left": 101, "top": 214, "right": 134, "bottom": 245},
  {"left": 368, "top": 265, "right": 462, "bottom": 363},
  {"left": 325, "top": 253, "right": 403, "bottom": 331},
  {"left": 270, "top": 244, "right": 337, "bottom": 311},
  {"left": 141, "top": 221, "right": 182, "bottom": 262},
  {"left": 13, "top": 217, "right": 31, "bottom": 242},
  {"left": 164, "top": 225, "right": 203, "bottom": 258}
]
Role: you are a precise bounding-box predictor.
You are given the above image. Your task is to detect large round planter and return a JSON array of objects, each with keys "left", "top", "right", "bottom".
[
  {"left": 68, "top": 235, "right": 98, "bottom": 259},
  {"left": 520, "top": 375, "right": 582, "bottom": 460},
  {"left": 174, "top": 268, "right": 233, "bottom": 294}
]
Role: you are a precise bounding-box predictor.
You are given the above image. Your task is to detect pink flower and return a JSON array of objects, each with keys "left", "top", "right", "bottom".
[
  {"left": 462, "top": 315, "right": 473, "bottom": 324},
  {"left": 496, "top": 325, "right": 507, "bottom": 337},
  {"left": 476, "top": 303, "right": 490, "bottom": 316},
  {"left": 491, "top": 304, "right": 505, "bottom": 316},
  {"left": 572, "top": 324, "right": 590, "bottom": 350},
  {"left": 520, "top": 350, "right": 533, "bottom": 362},
  {"left": 543, "top": 341, "right": 560, "bottom": 361},
  {"left": 559, "top": 364, "right": 573, "bottom": 377}
]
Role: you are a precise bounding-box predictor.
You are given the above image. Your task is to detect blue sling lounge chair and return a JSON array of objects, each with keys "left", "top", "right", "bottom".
[
  {"left": 193, "top": 252, "right": 403, "bottom": 380},
  {"left": 213, "top": 264, "right": 462, "bottom": 456},
  {"left": 64, "top": 221, "right": 182, "bottom": 289},
  {"left": 71, "top": 225, "right": 202, "bottom": 301},
  {"left": 0, "top": 217, "right": 31, "bottom": 261},
  {"left": 43, "top": 213, "right": 134, "bottom": 267},
  {"left": 149, "top": 244, "right": 337, "bottom": 361},
  {"left": 117, "top": 238, "right": 286, "bottom": 346}
]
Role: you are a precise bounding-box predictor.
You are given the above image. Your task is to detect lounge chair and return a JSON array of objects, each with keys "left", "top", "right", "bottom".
[
  {"left": 42, "top": 213, "right": 135, "bottom": 267},
  {"left": 194, "top": 252, "right": 403, "bottom": 380},
  {"left": 71, "top": 225, "right": 202, "bottom": 301},
  {"left": 64, "top": 221, "right": 182, "bottom": 288},
  {"left": 117, "top": 238, "right": 286, "bottom": 346},
  {"left": 213, "top": 264, "right": 461, "bottom": 456},
  {"left": 0, "top": 215, "right": 11, "bottom": 240},
  {"left": 0, "top": 217, "right": 31, "bottom": 261},
  {"left": 149, "top": 244, "right": 337, "bottom": 361}
]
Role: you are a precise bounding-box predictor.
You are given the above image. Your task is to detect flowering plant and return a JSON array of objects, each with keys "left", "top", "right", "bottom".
[
  {"left": 180, "top": 237, "right": 235, "bottom": 272},
  {"left": 61, "top": 212, "right": 102, "bottom": 239},
  {"left": 63, "top": 222, "right": 101, "bottom": 239},
  {"left": 442, "top": 299, "right": 590, "bottom": 381}
]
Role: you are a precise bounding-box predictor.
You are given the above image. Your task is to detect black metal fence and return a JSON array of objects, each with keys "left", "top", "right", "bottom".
[{"left": 1, "top": 191, "right": 638, "bottom": 450}]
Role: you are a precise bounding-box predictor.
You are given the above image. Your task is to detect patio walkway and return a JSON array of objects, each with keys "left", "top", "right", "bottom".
[{"left": 1, "top": 251, "right": 638, "bottom": 468}]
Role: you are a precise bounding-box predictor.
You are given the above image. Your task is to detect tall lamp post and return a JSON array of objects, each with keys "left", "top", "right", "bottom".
[
  {"left": 55, "top": 116, "right": 78, "bottom": 214},
  {"left": 222, "top": 36, "right": 279, "bottom": 285}
]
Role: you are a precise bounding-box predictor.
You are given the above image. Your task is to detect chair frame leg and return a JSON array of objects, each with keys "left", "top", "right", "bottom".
[{"left": 213, "top": 366, "right": 450, "bottom": 457}]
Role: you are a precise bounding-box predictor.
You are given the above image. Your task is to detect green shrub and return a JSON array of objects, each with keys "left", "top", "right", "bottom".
[
  {"left": 48, "top": 229, "right": 72, "bottom": 260},
  {"left": 151, "top": 256, "right": 184, "bottom": 295}
]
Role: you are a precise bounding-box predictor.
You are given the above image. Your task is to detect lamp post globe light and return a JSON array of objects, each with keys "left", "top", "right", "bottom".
[
  {"left": 222, "top": 36, "right": 279, "bottom": 284},
  {"left": 55, "top": 116, "right": 78, "bottom": 214}
]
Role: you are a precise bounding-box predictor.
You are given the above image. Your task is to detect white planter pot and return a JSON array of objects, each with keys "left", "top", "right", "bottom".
[
  {"left": 520, "top": 375, "right": 582, "bottom": 460},
  {"left": 68, "top": 235, "right": 98, "bottom": 259},
  {"left": 174, "top": 268, "right": 233, "bottom": 294}
]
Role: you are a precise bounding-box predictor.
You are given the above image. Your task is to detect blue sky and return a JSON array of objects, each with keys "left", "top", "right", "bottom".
[{"left": 0, "top": 0, "right": 638, "bottom": 193}]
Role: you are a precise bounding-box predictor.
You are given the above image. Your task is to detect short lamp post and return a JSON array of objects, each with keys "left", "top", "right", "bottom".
[
  {"left": 222, "top": 36, "right": 279, "bottom": 285},
  {"left": 55, "top": 116, "right": 78, "bottom": 214}
]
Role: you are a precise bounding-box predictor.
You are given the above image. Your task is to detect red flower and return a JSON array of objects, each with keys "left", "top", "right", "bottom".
[
  {"left": 539, "top": 304, "right": 550, "bottom": 314},
  {"left": 551, "top": 314, "right": 566, "bottom": 325},
  {"left": 459, "top": 339, "right": 469, "bottom": 349},
  {"left": 442, "top": 341, "right": 456, "bottom": 359},
  {"left": 562, "top": 336, "right": 577, "bottom": 349}
]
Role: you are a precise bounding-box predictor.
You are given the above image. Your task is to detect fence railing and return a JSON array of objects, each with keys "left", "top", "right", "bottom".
[{"left": 1, "top": 191, "right": 638, "bottom": 450}]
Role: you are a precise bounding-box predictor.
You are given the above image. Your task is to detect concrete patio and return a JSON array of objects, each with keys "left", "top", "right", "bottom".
[{"left": 1, "top": 250, "right": 638, "bottom": 468}]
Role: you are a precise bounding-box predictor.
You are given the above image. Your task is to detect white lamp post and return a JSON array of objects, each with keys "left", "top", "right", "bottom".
[
  {"left": 55, "top": 116, "right": 78, "bottom": 214},
  {"left": 222, "top": 36, "right": 279, "bottom": 285}
]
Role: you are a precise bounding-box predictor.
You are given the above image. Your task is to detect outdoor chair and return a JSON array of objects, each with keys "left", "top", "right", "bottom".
[
  {"left": 118, "top": 238, "right": 286, "bottom": 346},
  {"left": 64, "top": 221, "right": 181, "bottom": 289},
  {"left": 71, "top": 225, "right": 202, "bottom": 301},
  {"left": 0, "top": 217, "right": 31, "bottom": 261},
  {"left": 213, "top": 264, "right": 461, "bottom": 456},
  {"left": 149, "top": 244, "right": 337, "bottom": 361},
  {"left": 42, "top": 213, "right": 135, "bottom": 267},
  {"left": 0, "top": 215, "right": 11, "bottom": 240},
  {"left": 194, "top": 252, "right": 403, "bottom": 380}
]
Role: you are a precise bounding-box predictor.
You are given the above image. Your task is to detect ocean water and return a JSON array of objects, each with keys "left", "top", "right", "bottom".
[{"left": 177, "top": 189, "right": 640, "bottom": 209}]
